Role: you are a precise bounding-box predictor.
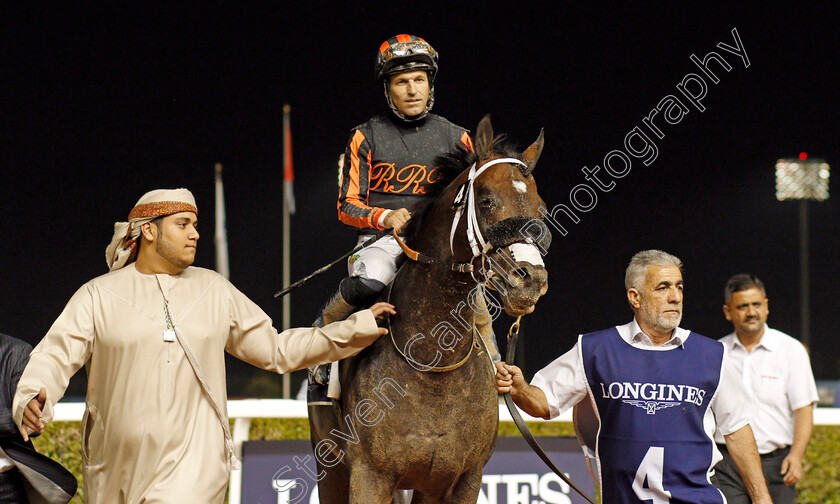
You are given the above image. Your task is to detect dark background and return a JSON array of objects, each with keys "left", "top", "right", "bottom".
[{"left": 2, "top": 3, "right": 838, "bottom": 398}]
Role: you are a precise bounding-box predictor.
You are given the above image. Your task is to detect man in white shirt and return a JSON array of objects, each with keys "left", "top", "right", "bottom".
[
  {"left": 496, "top": 250, "right": 772, "bottom": 504},
  {"left": 712, "top": 274, "right": 819, "bottom": 504}
]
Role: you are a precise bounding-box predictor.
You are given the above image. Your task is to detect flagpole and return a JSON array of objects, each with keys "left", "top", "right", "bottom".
[
  {"left": 214, "top": 163, "right": 230, "bottom": 279},
  {"left": 282, "top": 104, "right": 293, "bottom": 399}
]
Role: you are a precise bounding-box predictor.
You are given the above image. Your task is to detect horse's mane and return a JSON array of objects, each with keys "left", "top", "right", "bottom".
[{"left": 403, "top": 134, "right": 520, "bottom": 244}]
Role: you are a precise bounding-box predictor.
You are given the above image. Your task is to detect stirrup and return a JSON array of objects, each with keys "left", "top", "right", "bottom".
[
  {"left": 307, "top": 373, "right": 331, "bottom": 405},
  {"left": 308, "top": 364, "right": 329, "bottom": 386}
]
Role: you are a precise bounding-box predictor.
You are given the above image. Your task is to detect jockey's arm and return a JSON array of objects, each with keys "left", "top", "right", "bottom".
[{"left": 338, "top": 129, "right": 389, "bottom": 229}]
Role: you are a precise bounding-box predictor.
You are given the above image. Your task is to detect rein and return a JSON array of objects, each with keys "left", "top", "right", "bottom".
[
  {"left": 384, "top": 156, "right": 538, "bottom": 372},
  {"left": 503, "top": 318, "right": 596, "bottom": 504},
  {"left": 391, "top": 156, "right": 537, "bottom": 279},
  {"left": 384, "top": 279, "right": 480, "bottom": 373},
  {"left": 391, "top": 230, "right": 476, "bottom": 274}
]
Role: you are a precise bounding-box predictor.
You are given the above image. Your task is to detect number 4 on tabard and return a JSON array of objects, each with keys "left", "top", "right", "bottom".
[{"left": 632, "top": 446, "right": 672, "bottom": 503}]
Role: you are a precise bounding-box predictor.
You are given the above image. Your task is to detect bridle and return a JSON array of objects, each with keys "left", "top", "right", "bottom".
[
  {"left": 449, "top": 157, "right": 527, "bottom": 277},
  {"left": 388, "top": 156, "right": 545, "bottom": 372},
  {"left": 394, "top": 156, "right": 548, "bottom": 279}
]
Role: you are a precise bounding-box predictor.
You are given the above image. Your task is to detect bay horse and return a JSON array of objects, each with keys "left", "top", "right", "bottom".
[{"left": 309, "top": 115, "right": 551, "bottom": 503}]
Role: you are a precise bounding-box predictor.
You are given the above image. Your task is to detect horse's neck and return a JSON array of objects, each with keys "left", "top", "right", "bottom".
[
  {"left": 412, "top": 219, "right": 457, "bottom": 265},
  {"left": 390, "top": 261, "right": 478, "bottom": 357},
  {"left": 413, "top": 175, "right": 472, "bottom": 265},
  {"left": 389, "top": 180, "right": 482, "bottom": 357}
]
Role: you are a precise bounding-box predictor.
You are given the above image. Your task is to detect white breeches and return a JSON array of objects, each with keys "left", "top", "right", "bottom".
[{"left": 347, "top": 235, "right": 403, "bottom": 285}]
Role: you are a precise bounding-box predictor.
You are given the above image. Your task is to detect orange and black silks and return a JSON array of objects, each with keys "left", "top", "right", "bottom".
[{"left": 338, "top": 113, "right": 473, "bottom": 234}]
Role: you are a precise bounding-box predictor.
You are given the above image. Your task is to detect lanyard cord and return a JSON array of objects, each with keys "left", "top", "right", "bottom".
[{"left": 154, "top": 275, "right": 241, "bottom": 470}]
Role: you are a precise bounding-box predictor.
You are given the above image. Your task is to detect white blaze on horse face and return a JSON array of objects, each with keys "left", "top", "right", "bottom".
[{"left": 512, "top": 180, "right": 528, "bottom": 194}]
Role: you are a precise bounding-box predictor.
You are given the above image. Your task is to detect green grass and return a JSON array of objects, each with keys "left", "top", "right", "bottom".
[
  {"left": 799, "top": 425, "right": 840, "bottom": 503},
  {"left": 32, "top": 422, "right": 86, "bottom": 504}
]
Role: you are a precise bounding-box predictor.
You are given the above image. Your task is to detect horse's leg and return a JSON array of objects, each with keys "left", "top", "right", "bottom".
[
  {"left": 311, "top": 454, "right": 349, "bottom": 504},
  {"left": 308, "top": 403, "right": 350, "bottom": 503},
  {"left": 447, "top": 467, "right": 485, "bottom": 504},
  {"left": 408, "top": 491, "right": 443, "bottom": 504},
  {"left": 348, "top": 463, "right": 397, "bottom": 504}
]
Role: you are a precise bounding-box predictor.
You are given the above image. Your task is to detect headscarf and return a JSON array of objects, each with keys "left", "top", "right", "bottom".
[{"left": 105, "top": 188, "right": 197, "bottom": 271}]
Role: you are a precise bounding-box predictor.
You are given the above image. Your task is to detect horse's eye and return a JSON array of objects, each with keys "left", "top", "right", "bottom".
[{"left": 478, "top": 197, "right": 495, "bottom": 208}]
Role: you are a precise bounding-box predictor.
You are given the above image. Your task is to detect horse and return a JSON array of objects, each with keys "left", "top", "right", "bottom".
[{"left": 309, "top": 115, "right": 552, "bottom": 504}]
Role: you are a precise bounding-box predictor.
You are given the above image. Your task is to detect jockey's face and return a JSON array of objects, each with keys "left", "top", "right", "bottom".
[{"left": 388, "top": 70, "right": 429, "bottom": 118}]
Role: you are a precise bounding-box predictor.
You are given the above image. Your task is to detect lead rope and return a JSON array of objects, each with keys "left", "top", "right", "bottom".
[{"left": 503, "top": 317, "right": 596, "bottom": 504}]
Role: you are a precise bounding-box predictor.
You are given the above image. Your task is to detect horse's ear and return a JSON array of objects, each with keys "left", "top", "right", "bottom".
[
  {"left": 474, "top": 114, "right": 494, "bottom": 160},
  {"left": 520, "top": 128, "right": 544, "bottom": 176}
]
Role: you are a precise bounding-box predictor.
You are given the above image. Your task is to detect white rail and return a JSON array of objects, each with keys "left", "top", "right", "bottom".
[
  {"left": 51, "top": 399, "right": 840, "bottom": 424},
  {"left": 50, "top": 400, "right": 840, "bottom": 504}
]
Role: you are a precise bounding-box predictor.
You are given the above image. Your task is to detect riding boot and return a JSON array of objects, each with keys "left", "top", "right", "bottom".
[
  {"left": 474, "top": 291, "right": 501, "bottom": 362},
  {"left": 312, "top": 288, "right": 357, "bottom": 328},
  {"left": 309, "top": 288, "right": 358, "bottom": 388}
]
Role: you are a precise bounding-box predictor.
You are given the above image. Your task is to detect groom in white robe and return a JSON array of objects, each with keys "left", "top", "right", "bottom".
[{"left": 13, "top": 188, "right": 394, "bottom": 504}]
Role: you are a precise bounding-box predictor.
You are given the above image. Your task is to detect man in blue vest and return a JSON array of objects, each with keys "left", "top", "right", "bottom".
[{"left": 495, "top": 250, "right": 773, "bottom": 504}]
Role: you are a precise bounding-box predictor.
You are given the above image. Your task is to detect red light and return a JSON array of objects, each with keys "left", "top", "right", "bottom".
[{"left": 799, "top": 152, "right": 808, "bottom": 160}]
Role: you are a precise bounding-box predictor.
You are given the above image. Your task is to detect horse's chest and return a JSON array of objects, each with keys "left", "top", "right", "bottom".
[{"left": 347, "top": 359, "right": 497, "bottom": 463}]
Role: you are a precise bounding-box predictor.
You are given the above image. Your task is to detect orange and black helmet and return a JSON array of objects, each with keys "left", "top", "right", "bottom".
[
  {"left": 376, "top": 34, "right": 438, "bottom": 121},
  {"left": 375, "top": 34, "right": 438, "bottom": 82}
]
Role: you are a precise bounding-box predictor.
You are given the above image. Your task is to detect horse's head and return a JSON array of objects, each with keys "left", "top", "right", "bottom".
[
  {"left": 468, "top": 115, "right": 550, "bottom": 315},
  {"left": 422, "top": 115, "right": 551, "bottom": 316}
]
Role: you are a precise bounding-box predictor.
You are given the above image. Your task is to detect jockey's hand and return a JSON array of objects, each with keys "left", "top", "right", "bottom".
[
  {"left": 19, "top": 387, "right": 47, "bottom": 441},
  {"left": 384, "top": 208, "right": 411, "bottom": 233},
  {"left": 369, "top": 302, "right": 396, "bottom": 335},
  {"left": 494, "top": 362, "right": 526, "bottom": 394}
]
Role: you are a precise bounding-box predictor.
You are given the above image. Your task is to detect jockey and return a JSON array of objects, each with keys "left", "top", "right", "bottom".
[{"left": 309, "top": 34, "right": 501, "bottom": 398}]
